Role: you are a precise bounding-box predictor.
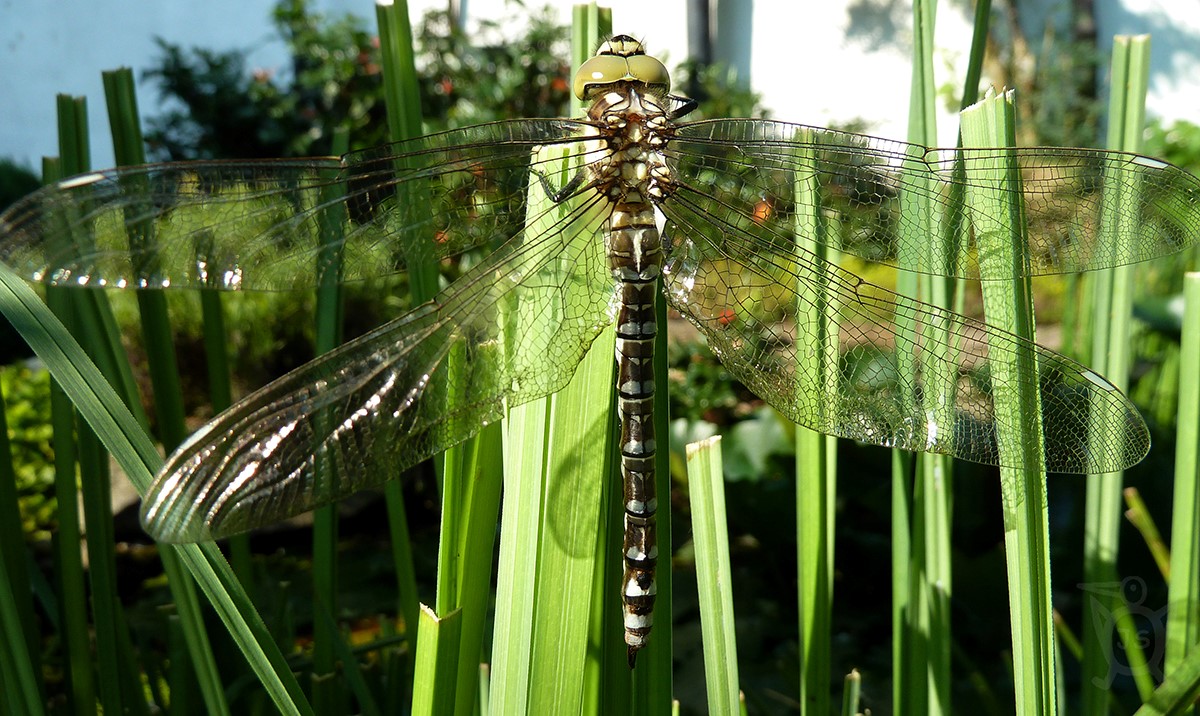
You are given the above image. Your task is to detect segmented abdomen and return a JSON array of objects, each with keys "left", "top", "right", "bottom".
[{"left": 607, "top": 202, "right": 661, "bottom": 664}]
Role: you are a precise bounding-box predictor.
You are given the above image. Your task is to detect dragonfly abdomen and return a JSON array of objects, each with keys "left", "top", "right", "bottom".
[{"left": 608, "top": 202, "right": 662, "bottom": 664}]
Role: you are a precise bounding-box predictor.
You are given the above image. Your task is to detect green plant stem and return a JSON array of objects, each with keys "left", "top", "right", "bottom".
[
  {"left": 310, "top": 126, "right": 349, "bottom": 714},
  {"left": 1167, "top": 271, "right": 1200, "bottom": 680},
  {"left": 793, "top": 124, "right": 836, "bottom": 716},
  {"left": 413, "top": 606, "right": 464, "bottom": 715},
  {"left": 374, "top": 3, "right": 423, "bottom": 682},
  {"left": 841, "top": 670, "right": 862, "bottom": 716},
  {"left": 687, "top": 436, "right": 741, "bottom": 715},
  {"left": 1123, "top": 487, "right": 1170, "bottom": 579},
  {"left": 102, "top": 68, "right": 236, "bottom": 716},
  {"left": 893, "top": 0, "right": 957, "bottom": 711},
  {"left": 48, "top": 97, "right": 98, "bottom": 716},
  {"left": 961, "top": 90, "right": 1055, "bottom": 715},
  {"left": 1082, "top": 34, "right": 1154, "bottom": 710}
]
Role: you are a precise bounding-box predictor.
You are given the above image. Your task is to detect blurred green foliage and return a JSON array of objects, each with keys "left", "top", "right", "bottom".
[
  {"left": 144, "top": 0, "right": 388, "bottom": 159},
  {"left": 143, "top": 1, "right": 576, "bottom": 160},
  {"left": 143, "top": 0, "right": 763, "bottom": 161},
  {"left": 414, "top": 8, "right": 572, "bottom": 129},
  {"left": 2, "top": 364, "right": 56, "bottom": 539},
  {"left": 673, "top": 60, "right": 766, "bottom": 121},
  {"left": 1143, "top": 118, "right": 1200, "bottom": 176},
  {"left": 1124, "top": 119, "right": 1200, "bottom": 429},
  {"left": 667, "top": 339, "right": 742, "bottom": 425}
]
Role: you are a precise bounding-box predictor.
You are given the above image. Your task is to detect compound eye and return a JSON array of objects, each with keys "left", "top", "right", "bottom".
[
  {"left": 573, "top": 53, "right": 673, "bottom": 99},
  {"left": 625, "top": 55, "right": 670, "bottom": 91},
  {"left": 573, "top": 55, "right": 630, "bottom": 100}
]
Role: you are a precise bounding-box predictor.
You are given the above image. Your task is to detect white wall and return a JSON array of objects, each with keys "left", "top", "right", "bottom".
[{"left": 1, "top": 0, "right": 1196, "bottom": 170}]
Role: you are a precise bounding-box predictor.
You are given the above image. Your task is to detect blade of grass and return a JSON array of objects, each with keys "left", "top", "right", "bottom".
[
  {"left": 99, "top": 67, "right": 230, "bottom": 714},
  {"left": 1167, "top": 271, "right": 1200, "bottom": 679},
  {"left": 492, "top": 11, "right": 619, "bottom": 713},
  {"left": 412, "top": 606, "right": 463, "bottom": 716},
  {"left": 374, "top": 1, "right": 423, "bottom": 674},
  {"left": 57, "top": 267, "right": 137, "bottom": 714},
  {"left": 381, "top": 622, "right": 407, "bottom": 715},
  {"left": 687, "top": 436, "right": 741, "bottom": 715},
  {"left": 313, "top": 595, "right": 382, "bottom": 716},
  {"left": 310, "top": 126, "right": 350, "bottom": 715},
  {"left": 489, "top": 140, "right": 615, "bottom": 712},
  {"left": 912, "top": 3, "right": 956, "bottom": 712},
  {"left": 78, "top": 423, "right": 125, "bottom": 714},
  {"left": 792, "top": 124, "right": 836, "bottom": 716},
  {"left": 1082, "top": 34, "right": 1154, "bottom": 709},
  {"left": 0, "top": 250, "right": 313, "bottom": 714},
  {"left": 1133, "top": 647, "right": 1200, "bottom": 715},
  {"left": 450, "top": 426, "right": 504, "bottom": 716},
  {"left": 489, "top": 387, "right": 547, "bottom": 714},
  {"left": 429, "top": 300, "right": 505, "bottom": 715},
  {"left": 1123, "top": 487, "right": 1171, "bottom": 579},
  {"left": 102, "top": 68, "right": 235, "bottom": 716},
  {"left": 479, "top": 663, "right": 490, "bottom": 716},
  {"left": 841, "top": 670, "right": 862, "bottom": 716},
  {"left": 894, "top": 0, "right": 958, "bottom": 710},
  {"left": 889, "top": 447, "right": 914, "bottom": 713},
  {"left": 165, "top": 617, "right": 199, "bottom": 712},
  {"left": 373, "top": 6, "right": 488, "bottom": 707},
  {"left": 60, "top": 84, "right": 183, "bottom": 715},
  {"left": 48, "top": 97, "right": 99, "bottom": 716},
  {"left": 960, "top": 89, "right": 1055, "bottom": 715},
  {"left": 101, "top": 70, "right": 188, "bottom": 451},
  {"left": 529, "top": 341, "right": 613, "bottom": 706},
  {"left": 431, "top": 192, "right": 505, "bottom": 716},
  {"left": 192, "top": 228, "right": 255, "bottom": 595},
  {"left": 188, "top": 181, "right": 254, "bottom": 591}
]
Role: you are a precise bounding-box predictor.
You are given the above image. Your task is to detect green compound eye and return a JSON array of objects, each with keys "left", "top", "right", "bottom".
[{"left": 572, "top": 47, "right": 671, "bottom": 100}]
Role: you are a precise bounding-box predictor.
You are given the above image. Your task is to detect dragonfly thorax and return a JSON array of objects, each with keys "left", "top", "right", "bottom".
[{"left": 585, "top": 85, "right": 674, "bottom": 206}]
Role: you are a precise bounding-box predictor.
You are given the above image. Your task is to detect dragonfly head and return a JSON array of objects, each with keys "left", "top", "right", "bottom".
[{"left": 574, "top": 34, "right": 670, "bottom": 101}]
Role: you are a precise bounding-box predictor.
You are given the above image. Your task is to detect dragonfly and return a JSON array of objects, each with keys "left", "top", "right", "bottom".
[{"left": 2, "top": 35, "right": 1199, "bottom": 665}]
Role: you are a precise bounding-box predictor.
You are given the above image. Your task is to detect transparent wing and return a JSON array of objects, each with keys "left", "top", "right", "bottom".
[
  {"left": 670, "top": 119, "right": 1200, "bottom": 277},
  {"left": 661, "top": 186, "right": 1149, "bottom": 474},
  {"left": 141, "top": 185, "right": 616, "bottom": 541},
  {"left": 0, "top": 119, "right": 603, "bottom": 290}
]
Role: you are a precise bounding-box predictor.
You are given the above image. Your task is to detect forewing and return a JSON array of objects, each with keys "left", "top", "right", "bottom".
[
  {"left": 142, "top": 180, "right": 616, "bottom": 541},
  {"left": 0, "top": 119, "right": 601, "bottom": 291},
  {"left": 661, "top": 187, "right": 1149, "bottom": 473},
  {"left": 669, "top": 119, "right": 1200, "bottom": 277}
]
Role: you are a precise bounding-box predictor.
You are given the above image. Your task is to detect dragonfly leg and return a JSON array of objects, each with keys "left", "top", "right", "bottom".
[
  {"left": 530, "top": 162, "right": 590, "bottom": 203},
  {"left": 666, "top": 94, "right": 697, "bottom": 120}
]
